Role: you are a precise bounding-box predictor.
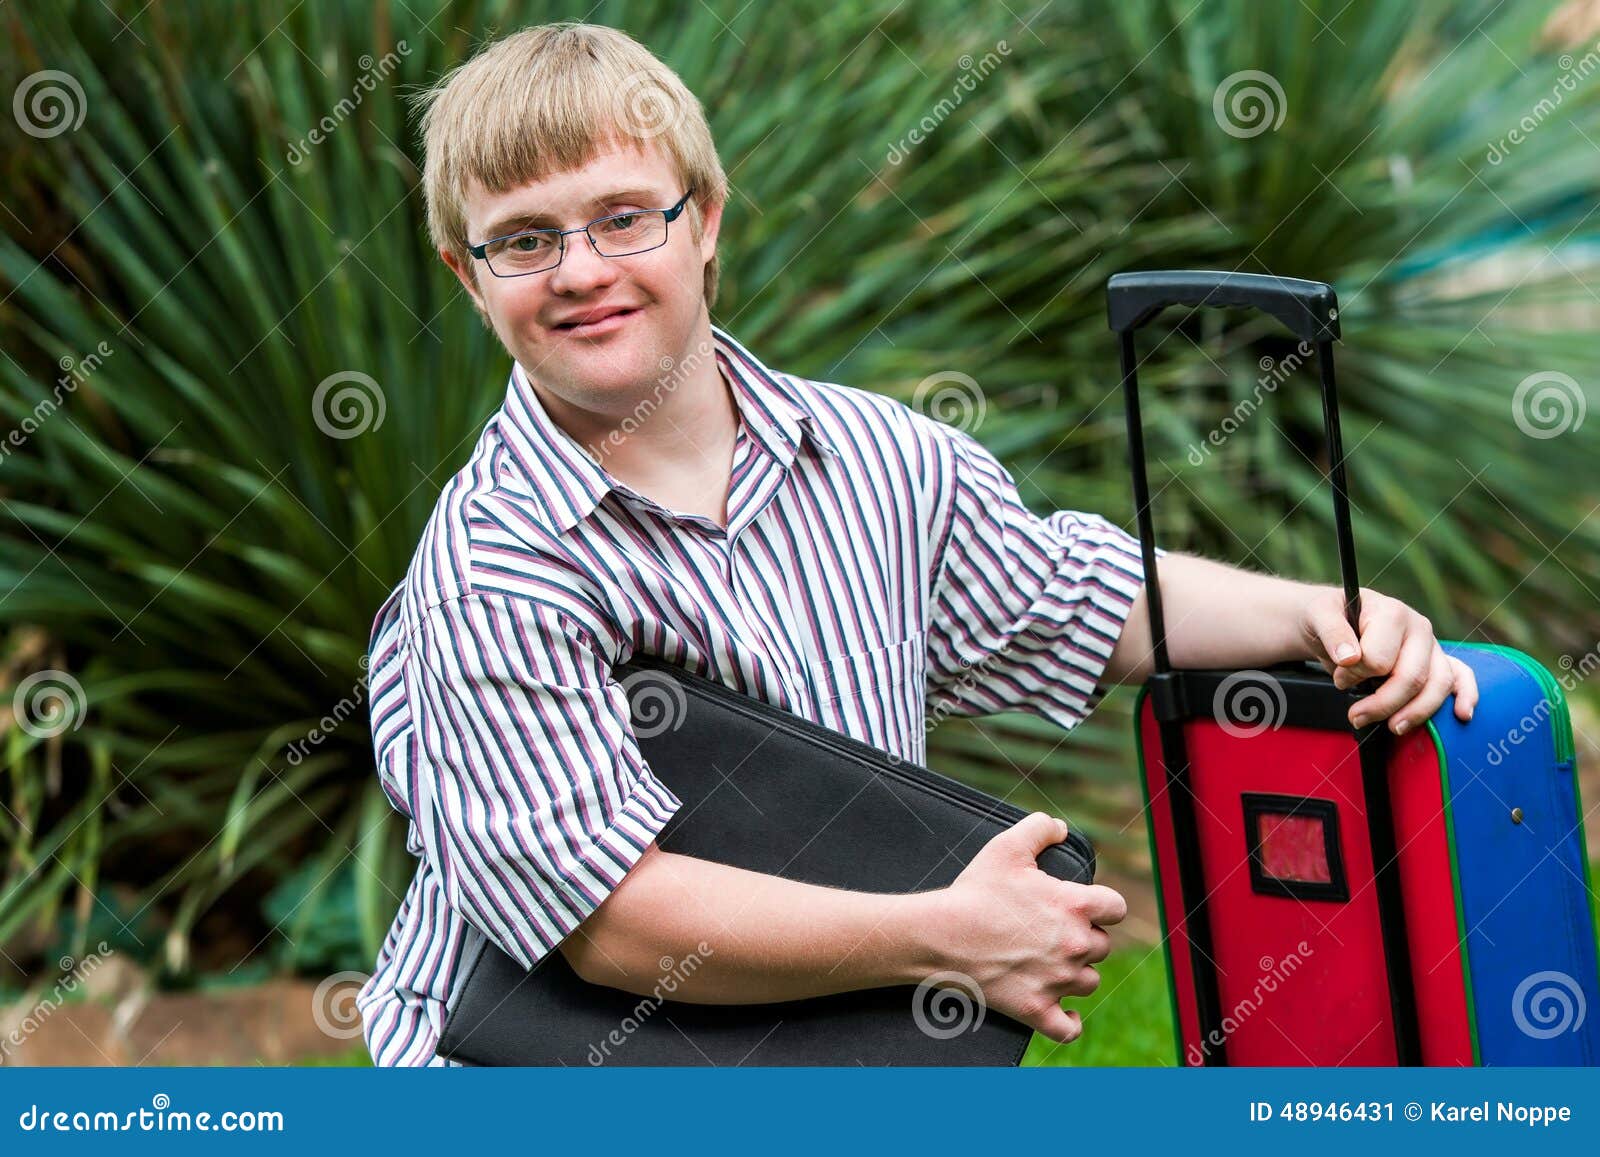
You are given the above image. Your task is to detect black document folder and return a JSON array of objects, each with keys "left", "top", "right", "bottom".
[{"left": 434, "top": 650, "right": 1096, "bottom": 1066}]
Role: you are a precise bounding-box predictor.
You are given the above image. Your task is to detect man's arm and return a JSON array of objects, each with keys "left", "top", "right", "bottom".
[
  {"left": 558, "top": 842, "right": 942, "bottom": 1001},
  {"left": 560, "top": 813, "right": 1124, "bottom": 1045},
  {"left": 1103, "top": 551, "right": 1479, "bottom": 733}
]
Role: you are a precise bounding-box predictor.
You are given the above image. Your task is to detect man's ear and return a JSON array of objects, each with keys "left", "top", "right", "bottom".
[
  {"left": 696, "top": 195, "right": 724, "bottom": 264},
  {"left": 440, "top": 246, "right": 488, "bottom": 316}
]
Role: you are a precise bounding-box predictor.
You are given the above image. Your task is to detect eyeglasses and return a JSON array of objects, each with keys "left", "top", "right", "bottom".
[{"left": 467, "top": 188, "right": 695, "bottom": 278}]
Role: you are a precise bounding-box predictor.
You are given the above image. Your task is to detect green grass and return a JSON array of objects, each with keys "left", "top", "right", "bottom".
[
  {"left": 292, "top": 1042, "right": 372, "bottom": 1067},
  {"left": 1024, "top": 942, "right": 1177, "bottom": 1067}
]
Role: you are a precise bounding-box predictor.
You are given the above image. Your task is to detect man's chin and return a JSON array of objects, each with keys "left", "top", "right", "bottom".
[{"left": 544, "top": 346, "right": 665, "bottom": 397}]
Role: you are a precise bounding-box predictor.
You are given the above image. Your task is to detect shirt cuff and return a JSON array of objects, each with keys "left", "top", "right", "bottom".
[
  {"left": 1070, "top": 521, "right": 1167, "bottom": 723},
  {"left": 518, "top": 768, "right": 682, "bottom": 970}
]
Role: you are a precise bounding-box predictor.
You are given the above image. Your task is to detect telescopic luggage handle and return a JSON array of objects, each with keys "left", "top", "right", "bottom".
[
  {"left": 1106, "top": 270, "right": 1360, "bottom": 668},
  {"left": 1106, "top": 269, "right": 1421, "bottom": 1068}
]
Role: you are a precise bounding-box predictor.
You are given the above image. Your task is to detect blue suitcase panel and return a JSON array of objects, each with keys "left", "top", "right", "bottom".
[{"left": 1436, "top": 643, "right": 1600, "bottom": 1065}]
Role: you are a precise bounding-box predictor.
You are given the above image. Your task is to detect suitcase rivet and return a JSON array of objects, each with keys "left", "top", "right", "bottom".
[{"left": 1511, "top": 807, "right": 1524, "bottom": 824}]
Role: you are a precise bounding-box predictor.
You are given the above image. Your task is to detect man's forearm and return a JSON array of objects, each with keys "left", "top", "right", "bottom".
[
  {"left": 559, "top": 844, "right": 946, "bottom": 1002},
  {"left": 1104, "top": 552, "right": 1327, "bottom": 683}
]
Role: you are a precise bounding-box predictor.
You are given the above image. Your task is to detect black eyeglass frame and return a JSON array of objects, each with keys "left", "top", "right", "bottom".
[{"left": 466, "top": 188, "right": 695, "bottom": 277}]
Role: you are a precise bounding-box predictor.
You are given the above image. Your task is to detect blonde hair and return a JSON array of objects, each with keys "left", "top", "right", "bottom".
[{"left": 412, "top": 23, "right": 729, "bottom": 306}]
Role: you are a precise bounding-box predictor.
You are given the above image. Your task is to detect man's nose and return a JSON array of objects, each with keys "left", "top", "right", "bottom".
[{"left": 548, "top": 230, "right": 619, "bottom": 295}]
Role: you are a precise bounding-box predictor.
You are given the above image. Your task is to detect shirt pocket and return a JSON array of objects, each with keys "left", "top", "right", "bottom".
[{"left": 810, "top": 633, "right": 927, "bottom": 764}]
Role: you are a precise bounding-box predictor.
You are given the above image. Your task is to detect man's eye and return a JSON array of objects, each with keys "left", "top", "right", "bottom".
[
  {"left": 602, "top": 213, "right": 640, "bottom": 231},
  {"left": 510, "top": 234, "right": 552, "bottom": 252}
]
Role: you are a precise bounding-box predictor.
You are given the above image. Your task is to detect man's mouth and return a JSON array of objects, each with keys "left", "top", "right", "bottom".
[{"left": 553, "top": 306, "right": 643, "bottom": 334}]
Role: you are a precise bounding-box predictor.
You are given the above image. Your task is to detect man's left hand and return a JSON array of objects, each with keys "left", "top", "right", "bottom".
[{"left": 1299, "top": 586, "right": 1478, "bottom": 735}]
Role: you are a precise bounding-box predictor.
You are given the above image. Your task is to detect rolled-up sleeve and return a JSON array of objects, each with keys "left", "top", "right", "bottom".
[
  {"left": 404, "top": 592, "right": 681, "bottom": 971},
  {"left": 924, "top": 423, "right": 1164, "bottom": 730}
]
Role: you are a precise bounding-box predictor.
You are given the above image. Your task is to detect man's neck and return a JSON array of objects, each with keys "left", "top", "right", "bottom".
[{"left": 531, "top": 323, "right": 741, "bottom": 526}]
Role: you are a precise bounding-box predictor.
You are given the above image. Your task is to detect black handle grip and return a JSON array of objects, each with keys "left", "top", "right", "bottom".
[{"left": 1107, "top": 270, "right": 1340, "bottom": 342}]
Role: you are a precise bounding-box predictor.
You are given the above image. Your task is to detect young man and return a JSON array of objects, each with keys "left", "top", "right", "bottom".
[{"left": 356, "top": 23, "right": 1478, "bottom": 1066}]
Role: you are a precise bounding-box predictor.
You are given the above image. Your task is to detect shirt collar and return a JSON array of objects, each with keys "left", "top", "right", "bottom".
[{"left": 496, "top": 324, "right": 839, "bottom": 534}]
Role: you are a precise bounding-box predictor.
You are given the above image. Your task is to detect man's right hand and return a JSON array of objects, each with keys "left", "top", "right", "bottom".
[{"left": 924, "top": 811, "right": 1126, "bottom": 1044}]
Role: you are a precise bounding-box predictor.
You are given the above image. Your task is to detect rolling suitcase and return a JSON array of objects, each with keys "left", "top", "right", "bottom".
[{"left": 1107, "top": 269, "right": 1600, "bottom": 1067}]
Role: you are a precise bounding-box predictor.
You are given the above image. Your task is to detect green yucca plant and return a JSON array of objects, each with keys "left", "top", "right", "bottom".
[{"left": 1, "top": 0, "right": 1596, "bottom": 977}]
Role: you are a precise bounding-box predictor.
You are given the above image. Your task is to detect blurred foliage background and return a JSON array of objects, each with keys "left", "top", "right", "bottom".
[{"left": 1, "top": 0, "right": 1597, "bottom": 1008}]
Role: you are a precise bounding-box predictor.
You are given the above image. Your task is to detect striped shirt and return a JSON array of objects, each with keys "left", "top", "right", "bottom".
[{"left": 355, "top": 324, "right": 1156, "bottom": 1066}]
